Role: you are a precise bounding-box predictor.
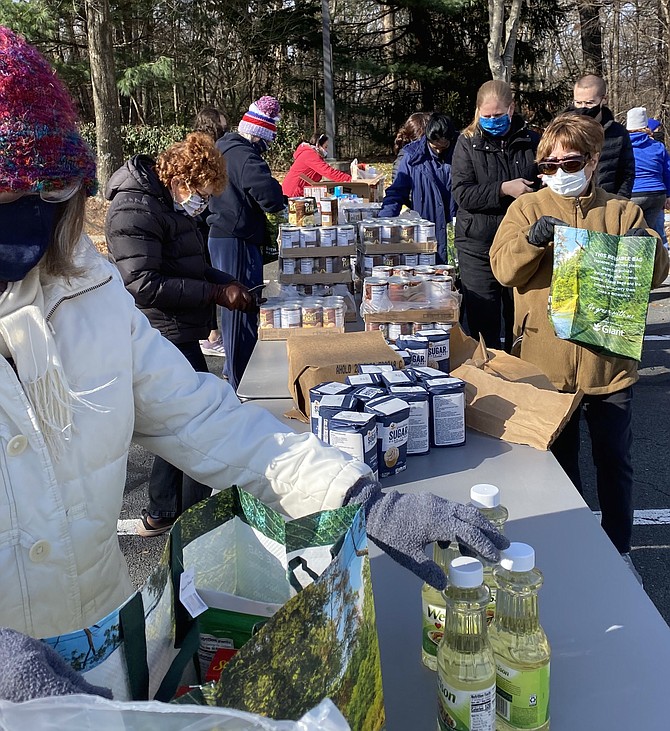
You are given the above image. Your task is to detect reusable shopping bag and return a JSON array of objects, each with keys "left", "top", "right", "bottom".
[
  {"left": 173, "top": 487, "right": 385, "bottom": 731},
  {"left": 43, "top": 487, "right": 384, "bottom": 731},
  {"left": 550, "top": 225, "right": 657, "bottom": 360}
]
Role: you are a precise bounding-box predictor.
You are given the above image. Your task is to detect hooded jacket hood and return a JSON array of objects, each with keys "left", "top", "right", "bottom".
[
  {"left": 293, "top": 142, "right": 319, "bottom": 162},
  {"left": 104, "top": 154, "right": 170, "bottom": 204}
]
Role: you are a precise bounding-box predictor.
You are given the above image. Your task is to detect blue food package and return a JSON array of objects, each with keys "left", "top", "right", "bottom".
[
  {"left": 416, "top": 328, "right": 450, "bottom": 373},
  {"left": 318, "top": 392, "right": 358, "bottom": 442},
  {"left": 395, "top": 335, "right": 430, "bottom": 368},
  {"left": 308, "top": 382, "right": 354, "bottom": 436},
  {"left": 327, "top": 410, "right": 378, "bottom": 481},
  {"left": 364, "top": 395, "right": 411, "bottom": 477},
  {"left": 388, "top": 384, "right": 430, "bottom": 456}
]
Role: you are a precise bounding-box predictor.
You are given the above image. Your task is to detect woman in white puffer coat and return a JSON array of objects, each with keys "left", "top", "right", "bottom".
[{"left": 0, "top": 26, "right": 506, "bottom": 641}]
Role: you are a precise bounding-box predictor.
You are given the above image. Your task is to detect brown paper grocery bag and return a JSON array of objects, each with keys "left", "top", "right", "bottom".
[
  {"left": 449, "top": 325, "right": 582, "bottom": 450},
  {"left": 285, "top": 330, "right": 403, "bottom": 421}
]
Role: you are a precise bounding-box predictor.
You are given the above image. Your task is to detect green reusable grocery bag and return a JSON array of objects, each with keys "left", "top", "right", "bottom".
[
  {"left": 172, "top": 487, "right": 384, "bottom": 731},
  {"left": 550, "top": 225, "right": 657, "bottom": 360}
]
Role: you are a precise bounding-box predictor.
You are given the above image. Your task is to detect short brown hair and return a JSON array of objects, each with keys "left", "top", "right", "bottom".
[
  {"left": 536, "top": 114, "right": 604, "bottom": 161},
  {"left": 574, "top": 74, "right": 606, "bottom": 98},
  {"left": 156, "top": 132, "right": 227, "bottom": 196}
]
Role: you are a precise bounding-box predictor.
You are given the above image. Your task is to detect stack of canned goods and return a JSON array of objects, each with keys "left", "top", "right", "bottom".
[
  {"left": 362, "top": 251, "right": 437, "bottom": 276},
  {"left": 358, "top": 218, "right": 436, "bottom": 246},
  {"left": 279, "top": 223, "right": 357, "bottom": 278},
  {"left": 362, "top": 266, "right": 455, "bottom": 307},
  {"left": 259, "top": 296, "right": 347, "bottom": 330},
  {"left": 338, "top": 202, "right": 382, "bottom": 223}
]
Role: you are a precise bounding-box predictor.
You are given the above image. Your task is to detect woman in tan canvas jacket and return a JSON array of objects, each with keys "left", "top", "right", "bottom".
[{"left": 491, "top": 114, "right": 669, "bottom": 582}]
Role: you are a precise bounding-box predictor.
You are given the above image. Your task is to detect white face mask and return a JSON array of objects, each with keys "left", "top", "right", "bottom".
[
  {"left": 176, "top": 191, "right": 208, "bottom": 217},
  {"left": 542, "top": 168, "right": 589, "bottom": 197}
]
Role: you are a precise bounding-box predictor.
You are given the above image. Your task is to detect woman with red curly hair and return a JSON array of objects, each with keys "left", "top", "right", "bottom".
[{"left": 106, "top": 132, "right": 257, "bottom": 535}]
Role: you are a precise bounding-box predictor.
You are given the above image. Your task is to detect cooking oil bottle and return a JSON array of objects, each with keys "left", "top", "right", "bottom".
[
  {"left": 470, "top": 483, "right": 509, "bottom": 624},
  {"left": 489, "top": 542, "right": 550, "bottom": 730},
  {"left": 421, "top": 542, "right": 461, "bottom": 670},
  {"left": 436, "top": 557, "right": 496, "bottom": 731}
]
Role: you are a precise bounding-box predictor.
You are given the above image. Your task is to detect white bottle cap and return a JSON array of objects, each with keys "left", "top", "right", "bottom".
[
  {"left": 449, "top": 556, "right": 483, "bottom": 587},
  {"left": 500, "top": 542, "right": 535, "bottom": 572},
  {"left": 470, "top": 483, "right": 500, "bottom": 509}
]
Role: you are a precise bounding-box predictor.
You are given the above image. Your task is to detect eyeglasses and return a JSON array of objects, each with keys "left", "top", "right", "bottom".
[
  {"left": 0, "top": 183, "right": 81, "bottom": 205},
  {"left": 537, "top": 155, "right": 590, "bottom": 175}
]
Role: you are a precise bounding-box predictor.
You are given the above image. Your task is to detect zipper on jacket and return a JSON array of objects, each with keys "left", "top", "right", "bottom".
[{"left": 45, "top": 276, "right": 113, "bottom": 322}]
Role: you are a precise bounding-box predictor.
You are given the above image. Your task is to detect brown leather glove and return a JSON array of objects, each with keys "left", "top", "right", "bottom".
[{"left": 210, "top": 281, "right": 257, "bottom": 312}]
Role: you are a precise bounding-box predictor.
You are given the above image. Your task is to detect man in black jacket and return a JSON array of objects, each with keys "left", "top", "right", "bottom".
[
  {"left": 570, "top": 75, "right": 635, "bottom": 198},
  {"left": 207, "top": 96, "right": 285, "bottom": 390}
]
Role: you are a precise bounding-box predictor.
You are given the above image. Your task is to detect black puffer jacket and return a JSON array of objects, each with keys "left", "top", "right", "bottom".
[
  {"left": 207, "top": 132, "right": 284, "bottom": 245},
  {"left": 451, "top": 115, "right": 541, "bottom": 256},
  {"left": 595, "top": 106, "right": 635, "bottom": 198},
  {"left": 105, "top": 155, "right": 233, "bottom": 344}
]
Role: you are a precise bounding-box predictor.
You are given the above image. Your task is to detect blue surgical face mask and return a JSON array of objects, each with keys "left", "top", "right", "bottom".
[
  {"left": 0, "top": 197, "right": 58, "bottom": 281},
  {"left": 175, "top": 190, "right": 208, "bottom": 217},
  {"left": 479, "top": 113, "right": 512, "bottom": 137}
]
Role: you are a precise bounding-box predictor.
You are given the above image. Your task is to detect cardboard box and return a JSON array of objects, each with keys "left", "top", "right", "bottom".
[
  {"left": 364, "top": 306, "right": 459, "bottom": 324},
  {"left": 286, "top": 330, "right": 404, "bottom": 421},
  {"left": 358, "top": 241, "right": 437, "bottom": 254},
  {"left": 258, "top": 326, "right": 345, "bottom": 341},
  {"left": 449, "top": 325, "right": 582, "bottom": 450}
]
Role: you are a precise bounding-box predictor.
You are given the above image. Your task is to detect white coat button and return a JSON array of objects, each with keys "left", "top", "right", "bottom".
[
  {"left": 29, "top": 540, "right": 51, "bottom": 562},
  {"left": 7, "top": 435, "right": 28, "bottom": 456}
]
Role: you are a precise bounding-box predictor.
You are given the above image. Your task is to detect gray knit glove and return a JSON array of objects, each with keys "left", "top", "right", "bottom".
[
  {"left": 0, "top": 627, "right": 113, "bottom": 702},
  {"left": 346, "top": 480, "right": 510, "bottom": 590}
]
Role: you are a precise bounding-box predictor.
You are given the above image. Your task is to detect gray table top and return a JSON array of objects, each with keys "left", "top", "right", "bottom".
[
  {"left": 237, "top": 340, "right": 290, "bottom": 400},
  {"left": 248, "top": 398, "right": 670, "bottom": 731}
]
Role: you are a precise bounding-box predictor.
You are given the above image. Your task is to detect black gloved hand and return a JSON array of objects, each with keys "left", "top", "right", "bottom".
[
  {"left": 624, "top": 227, "right": 651, "bottom": 237},
  {"left": 346, "top": 480, "right": 510, "bottom": 590},
  {"left": 527, "top": 216, "right": 569, "bottom": 247}
]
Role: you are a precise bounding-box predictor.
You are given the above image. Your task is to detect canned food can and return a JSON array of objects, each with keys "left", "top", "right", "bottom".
[
  {"left": 380, "top": 222, "right": 401, "bottom": 243},
  {"left": 364, "top": 277, "right": 389, "bottom": 305},
  {"left": 299, "top": 226, "right": 319, "bottom": 247},
  {"left": 300, "top": 257, "right": 315, "bottom": 274},
  {"left": 428, "top": 275, "right": 452, "bottom": 304},
  {"left": 434, "top": 264, "right": 456, "bottom": 277},
  {"left": 282, "top": 258, "right": 296, "bottom": 275},
  {"left": 302, "top": 304, "right": 323, "bottom": 328},
  {"left": 387, "top": 322, "right": 413, "bottom": 342},
  {"left": 382, "top": 253, "right": 401, "bottom": 268},
  {"left": 416, "top": 221, "right": 436, "bottom": 242},
  {"left": 259, "top": 304, "right": 279, "bottom": 329},
  {"left": 392, "top": 265, "right": 414, "bottom": 277},
  {"left": 280, "top": 225, "right": 300, "bottom": 249},
  {"left": 418, "top": 253, "right": 437, "bottom": 266},
  {"left": 363, "top": 255, "right": 383, "bottom": 276},
  {"left": 399, "top": 223, "right": 417, "bottom": 242},
  {"left": 361, "top": 222, "right": 382, "bottom": 244},
  {"left": 288, "top": 197, "right": 317, "bottom": 226},
  {"left": 402, "top": 254, "right": 419, "bottom": 267},
  {"left": 346, "top": 208, "right": 362, "bottom": 223},
  {"left": 311, "top": 257, "right": 326, "bottom": 273},
  {"left": 319, "top": 226, "right": 338, "bottom": 246},
  {"left": 365, "top": 321, "right": 388, "bottom": 338},
  {"left": 387, "top": 276, "right": 425, "bottom": 303},
  {"left": 337, "top": 225, "right": 356, "bottom": 245},
  {"left": 371, "top": 265, "right": 393, "bottom": 278},
  {"left": 280, "top": 303, "right": 302, "bottom": 328}
]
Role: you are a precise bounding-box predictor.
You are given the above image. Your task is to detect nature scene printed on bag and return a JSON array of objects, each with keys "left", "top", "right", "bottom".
[
  {"left": 175, "top": 488, "right": 384, "bottom": 731},
  {"left": 550, "top": 225, "right": 657, "bottom": 360}
]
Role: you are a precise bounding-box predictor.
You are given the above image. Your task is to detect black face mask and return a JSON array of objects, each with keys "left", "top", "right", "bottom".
[{"left": 572, "top": 104, "right": 601, "bottom": 119}]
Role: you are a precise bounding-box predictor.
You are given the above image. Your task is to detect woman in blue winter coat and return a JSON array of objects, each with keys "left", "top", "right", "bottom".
[
  {"left": 378, "top": 113, "right": 458, "bottom": 264},
  {"left": 626, "top": 106, "right": 670, "bottom": 246}
]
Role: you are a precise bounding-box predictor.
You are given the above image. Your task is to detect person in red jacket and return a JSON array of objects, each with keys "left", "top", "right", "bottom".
[{"left": 281, "top": 133, "right": 352, "bottom": 197}]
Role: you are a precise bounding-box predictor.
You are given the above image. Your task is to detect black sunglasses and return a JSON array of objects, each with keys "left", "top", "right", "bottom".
[{"left": 537, "top": 155, "right": 590, "bottom": 175}]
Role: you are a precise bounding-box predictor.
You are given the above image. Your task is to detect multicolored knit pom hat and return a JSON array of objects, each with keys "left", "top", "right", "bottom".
[
  {"left": 238, "top": 96, "right": 281, "bottom": 142},
  {"left": 0, "top": 26, "right": 97, "bottom": 196}
]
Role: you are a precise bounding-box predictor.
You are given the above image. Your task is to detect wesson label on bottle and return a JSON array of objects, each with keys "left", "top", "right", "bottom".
[
  {"left": 421, "top": 598, "right": 445, "bottom": 657},
  {"left": 495, "top": 659, "right": 550, "bottom": 728},
  {"left": 438, "top": 674, "right": 496, "bottom": 731}
]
